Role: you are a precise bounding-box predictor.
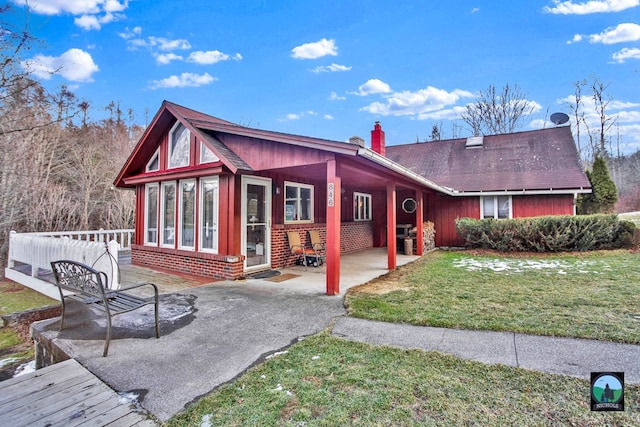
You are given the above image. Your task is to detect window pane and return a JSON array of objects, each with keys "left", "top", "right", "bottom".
[
  {"left": 146, "top": 151, "right": 159, "bottom": 172},
  {"left": 483, "top": 197, "right": 494, "bottom": 219},
  {"left": 146, "top": 185, "right": 158, "bottom": 244},
  {"left": 181, "top": 180, "right": 195, "bottom": 248},
  {"left": 200, "top": 178, "right": 218, "bottom": 251},
  {"left": 300, "top": 187, "right": 312, "bottom": 221},
  {"left": 163, "top": 183, "right": 175, "bottom": 245},
  {"left": 169, "top": 123, "right": 190, "bottom": 168},
  {"left": 497, "top": 196, "right": 510, "bottom": 219},
  {"left": 200, "top": 141, "right": 219, "bottom": 164},
  {"left": 285, "top": 185, "right": 298, "bottom": 221}
]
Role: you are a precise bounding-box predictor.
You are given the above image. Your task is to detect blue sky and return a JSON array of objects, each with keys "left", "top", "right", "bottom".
[{"left": 8, "top": 0, "right": 640, "bottom": 154}]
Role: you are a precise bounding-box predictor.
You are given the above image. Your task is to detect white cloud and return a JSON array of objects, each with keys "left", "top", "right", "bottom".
[
  {"left": 471, "top": 7, "right": 480, "bottom": 13},
  {"left": 74, "top": 12, "right": 121, "bottom": 30},
  {"left": 311, "top": 63, "right": 351, "bottom": 73},
  {"left": 126, "top": 36, "right": 191, "bottom": 51},
  {"left": 612, "top": 47, "right": 640, "bottom": 62},
  {"left": 118, "top": 26, "right": 142, "bottom": 39},
  {"left": 148, "top": 72, "right": 216, "bottom": 89},
  {"left": 351, "top": 79, "right": 392, "bottom": 96},
  {"left": 329, "top": 91, "right": 346, "bottom": 101},
  {"left": 291, "top": 38, "right": 338, "bottom": 59},
  {"left": 544, "top": 0, "right": 639, "bottom": 14},
  {"left": 21, "top": 48, "right": 99, "bottom": 82},
  {"left": 187, "top": 50, "right": 242, "bottom": 64},
  {"left": 587, "top": 23, "right": 640, "bottom": 43},
  {"left": 324, "top": 114, "right": 334, "bottom": 120},
  {"left": 154, "top": 53, "right": 183, "bottom": 65},
  {"left": 14, "top": 0, "right": 128, "bottom": 30},
  {"left": 360, "top": 86, "right": 475, "bottom": 118}
]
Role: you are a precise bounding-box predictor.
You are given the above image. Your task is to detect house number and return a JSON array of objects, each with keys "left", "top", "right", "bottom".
[{"left": 328, "top": 183, "right": 335, "bottom": 207}]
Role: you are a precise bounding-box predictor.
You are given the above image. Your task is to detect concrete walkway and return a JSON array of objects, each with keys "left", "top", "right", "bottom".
[
  {"left": 331, "top": 317, "right": 640, "bottom": 384},
  {"left": 29, "top": 248, "right": 640, "bottom": 423}
]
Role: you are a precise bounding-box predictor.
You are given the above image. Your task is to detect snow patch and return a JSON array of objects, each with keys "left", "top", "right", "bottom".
[
  {"left": 201, "top": 413, "right": 213, "bottom": 427},
  {"left": 452, "top": 257, "right": 606, "bottom": 274}
]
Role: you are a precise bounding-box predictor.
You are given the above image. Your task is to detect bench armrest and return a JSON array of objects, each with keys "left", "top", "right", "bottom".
[{"left": 108, "top": 282, "right": 158, "bottom": 299}]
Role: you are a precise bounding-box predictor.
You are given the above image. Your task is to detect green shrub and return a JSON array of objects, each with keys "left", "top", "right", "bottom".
[{"left": 455, "top": 214, "right": 636, "bottom": 252}]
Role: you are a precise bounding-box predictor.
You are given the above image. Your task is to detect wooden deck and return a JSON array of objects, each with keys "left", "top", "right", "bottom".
[{"left": 0, "top": 359, "right": 157, "bottom": 426}]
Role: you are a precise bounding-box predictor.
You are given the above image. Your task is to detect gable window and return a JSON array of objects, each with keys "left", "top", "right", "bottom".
[
  {"left": 161, "top": 181, "right": 176, "bottom": 246},
  {"left": 200, "top": 141, "right": 219, "bottom": 164},
  {"left": 354, "top": 192, "right": 372, "bottom": 221},
  {"left": 481, "top": 195, "right": 512, "bottom": 219},
  {"left": 144, "top": 183, "right": 159, "bottom": 245},
  {"left": 146, "top": 148, "right": 160, "bottom": 172},
  {"left": 168, "top": 122, "right": 190, "bottom": 169},
  {"left": 285, "top": 182, "right": 313, "bottom": 223},
  {"left": 199, "top": 177, "right": 219, "bottom": 252}
]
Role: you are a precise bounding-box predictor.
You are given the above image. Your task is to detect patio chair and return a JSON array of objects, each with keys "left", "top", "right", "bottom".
[
  {"left": 286, "top": 231, "right": 322, "bottom": 268},
  {"left": 308, "top": 230, "right": 326, "bottom": 261}
]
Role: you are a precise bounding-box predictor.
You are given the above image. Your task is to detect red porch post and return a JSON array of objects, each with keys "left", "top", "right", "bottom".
[
  {"left": 326, "top": 159, "right": 341, "bottom": 295},
  {"left": 415, "top": 191, "right": 424, "bottom": 256},
  {"left": 386, "top": 182, "right": 397, "bottom": 270}
]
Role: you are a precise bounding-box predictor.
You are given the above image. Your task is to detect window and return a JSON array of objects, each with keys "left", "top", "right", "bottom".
[
  {"left": 146, "top": 148, "right": 160, "bottom": 172},
  {"left": 168, "top": 122, "right": 190, "bottom": 169},
  {"left": 481, "top": 196, "right": 512, "bottom": 219},
  {"left": 285, "top": 182, "right": 313, "bottom": 223},
  {"left": 402, "top": 197, "right": 417, "bottom": 214},
  {"left": 199, "top": 177, "right": 219, "bottom": 252},
  {"left": 179, "top": 180, "right": 196, "bottom": 249},
  {"left": 144, "top": 183, "right": 159, "bottom": 245},
  {"left": 200, "top": 141, "right": 219, "bottom": 164},
  {"left": 161, "top": 182, "right": 176, "bottom": 246},
  {"left": 354, "top": 192, "right": 372, "bottom": 221}
]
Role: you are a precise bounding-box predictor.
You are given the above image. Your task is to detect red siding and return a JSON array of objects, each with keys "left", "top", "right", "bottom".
[
  {"left": 428, "top": 194, "right": 479, "bottom": 247},
  {"left": 512, "top": 194, "right": 575, "bottom": 217}
]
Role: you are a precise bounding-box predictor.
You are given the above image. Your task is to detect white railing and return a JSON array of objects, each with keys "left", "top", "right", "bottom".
[{"left": 6, "top": 229, "right": 134, "bottom": 290}]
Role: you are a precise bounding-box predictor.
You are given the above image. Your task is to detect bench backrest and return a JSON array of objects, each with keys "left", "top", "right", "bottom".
[{"left": 51, "top": 260, "right": 109, "bottom": 299}]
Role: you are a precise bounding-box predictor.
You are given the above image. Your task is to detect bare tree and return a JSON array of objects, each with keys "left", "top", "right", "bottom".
[
  {"left": 461, "top": 83, "right": 536, "bottom": 136},
  {"left": 569, "top": 79, "right": 587, "bottom": 161},
  {"left": 591, "top": 77, "right": 616, "bottom": 157}
]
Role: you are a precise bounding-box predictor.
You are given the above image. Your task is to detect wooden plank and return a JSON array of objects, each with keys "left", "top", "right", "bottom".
[
  {"left": 0, "top": 362, "right": 94, "bottom": 408},
  {"left": 0, "top": 359, "right": 155, "bottom": 427},
  {"left": 0, "top": 378, "right": 101, "bottom": 418}
]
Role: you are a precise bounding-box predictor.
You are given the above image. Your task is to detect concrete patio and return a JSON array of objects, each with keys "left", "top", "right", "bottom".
[{"left": 30, "top": 248, "right": 419, "bottom": 423}]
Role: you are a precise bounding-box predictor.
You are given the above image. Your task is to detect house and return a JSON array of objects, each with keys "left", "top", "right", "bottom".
[
  {"left": 114, "top": 101, "right": 591, "bottom": 295},
  {"left": 385, "top": 127, "right": 592, "bottom": 247}
]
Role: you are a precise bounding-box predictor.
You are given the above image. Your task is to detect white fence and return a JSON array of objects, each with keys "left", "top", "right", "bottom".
[{"left": 7, "top": 229, "right": 135, "bottom": 290}]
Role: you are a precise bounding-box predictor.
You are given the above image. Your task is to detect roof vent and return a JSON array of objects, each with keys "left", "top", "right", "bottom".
[{"left": 465, "top": 136, "right": 484, "bottom": 148}]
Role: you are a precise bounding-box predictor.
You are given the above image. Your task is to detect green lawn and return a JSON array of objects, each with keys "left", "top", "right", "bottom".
[
  {"left": 0, "top": 280, "right": 57, "bottom": 316},
  {"left": 167, "top": 249, "right": 640, "bottom": 426},
  {"left": 168, "top": 334, "right": 639, "bottom": 426},
  {"left": 346, "top": 250, "right": 640, "bottom": 343}
]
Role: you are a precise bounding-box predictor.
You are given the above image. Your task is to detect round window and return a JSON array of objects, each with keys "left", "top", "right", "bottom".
[{"left": 402, "top": 198, "right": 417, "bottom": 214}]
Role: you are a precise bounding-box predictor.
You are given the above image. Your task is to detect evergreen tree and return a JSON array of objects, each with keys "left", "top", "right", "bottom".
[{"left": 578, "top": 156, "right": 618, "bottom": 214}]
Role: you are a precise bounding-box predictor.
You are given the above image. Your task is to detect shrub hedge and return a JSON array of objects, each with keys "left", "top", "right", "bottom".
[{"left": 455, "top": 214, "right": 636, "bottom": 252}]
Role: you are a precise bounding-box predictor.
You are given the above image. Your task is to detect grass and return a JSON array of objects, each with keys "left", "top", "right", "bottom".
[
  {"left": 166, "top": 249, "right": 640, "bottom": 425},
  {"left": 168, "top": 334, "right": 639, "bottom": 426},
  {"left": 0, "top": 280, "right": 57, "bottom": 316},
  {"left": 0, "top": 280, "right": 56, "bottom": 372},
  {"left": 346, "top": 249, "right": 640, "bottom": 343}
]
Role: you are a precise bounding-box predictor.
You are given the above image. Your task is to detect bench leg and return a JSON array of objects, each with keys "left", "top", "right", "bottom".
[
  {"left": 103, "top": 312, "right": 112, "bottom": 357},
  {"left": 59, "top": 299, "right": 67, "bottom": 331},
  {"left": 154, "top": 298, "right": 160, "bottom": 339}
]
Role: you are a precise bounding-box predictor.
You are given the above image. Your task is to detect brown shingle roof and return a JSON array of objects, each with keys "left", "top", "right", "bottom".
[{"left": 385, "top": 126, "right": 591, "bottom": 193}]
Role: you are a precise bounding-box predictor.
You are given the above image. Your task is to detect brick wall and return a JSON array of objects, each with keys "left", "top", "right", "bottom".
[
  {"left": 132, "top": 221, "right": 374, "bottom": 277},
  {"left": 131, "top": 245, "right": 244, "bottom": 280},
  {"left": 272, "top": 221, "right": 373, "bottom": 268}
]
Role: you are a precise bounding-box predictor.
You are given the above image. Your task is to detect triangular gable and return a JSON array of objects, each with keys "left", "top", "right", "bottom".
[{"left": 114, "top": 101, "right": 250, "bottom": 187}]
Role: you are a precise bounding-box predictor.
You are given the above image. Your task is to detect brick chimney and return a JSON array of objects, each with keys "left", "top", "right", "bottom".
[{"left": 371, "top": 121, "right": 385, "bottom": 156}]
